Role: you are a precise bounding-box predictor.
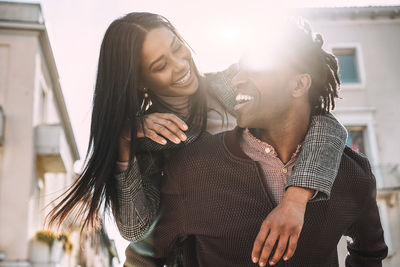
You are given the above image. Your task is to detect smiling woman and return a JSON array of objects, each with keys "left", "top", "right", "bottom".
[{"left": 141, "top": 27, "right": 199, "bottom": 97}]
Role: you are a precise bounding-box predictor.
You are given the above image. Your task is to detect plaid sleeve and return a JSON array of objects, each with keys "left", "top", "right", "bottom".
[
  {"left": 285, "top": 113, "right": 348, "bottom": 201},
  {"left": 205, "top": 63, "right": 239, "bottom": 115},
  {"left": 113, "top": 160, "right": 161, "bottom": 241}
]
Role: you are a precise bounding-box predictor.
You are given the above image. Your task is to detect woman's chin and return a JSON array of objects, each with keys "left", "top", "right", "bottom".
[{"left": 173, "top": 77, "right": 199, "bottom": 96}]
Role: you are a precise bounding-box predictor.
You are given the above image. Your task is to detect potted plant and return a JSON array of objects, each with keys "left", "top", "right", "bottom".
[
  {"left": 29, "top": 230, "right": 56, "bottom": 263},
  {"left": 49, "top": 233, "right": 66, "bottom": 263},
  {"left": 60, "top": 233, "right": 74, "bottom": 253}
]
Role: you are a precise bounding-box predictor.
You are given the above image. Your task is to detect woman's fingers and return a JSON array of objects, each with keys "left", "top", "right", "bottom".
[
  {"left": 252, "top": 220, "right": 271, "bottom": 264},
  {"left": 258, "top": 231, "right": 279, "bottom": 267},
  {"left": 153, "top": 118, "right": 187, "bottom": 142},
  {"left": 283, "top": 233, "right": 299, "bottom": 261},
  {"left": 137, "top": 113, "right": 189, "bottom": 144},
  {"left": 143, "top": 129, "right": 167, "bottom": 145},
  {"left": 157, "top": 113, "right": 188, "bottom": 131},
  {"left": 150, "top": 123, "right": 182, "bottom": 144},
  {"left": 269, "top": 234, "right": 289, "bottom": 265},
  {"left": 141, "top": 113, "right": 188, "bottom": 144}
]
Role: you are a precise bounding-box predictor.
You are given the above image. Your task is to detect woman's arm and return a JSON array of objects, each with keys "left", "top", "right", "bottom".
[
  {"left": 205, "top": 64, "right": 239, "bottom": 115},
  {"left": 113, "top": 113, "right": 202, "bottom": 241},
  {"left": 113, "top": 128, "right": 163, "bottom": 241},
  {"left": 286, "top": 113, "right": 348, "bottom": 200},
  {"left": 114, "top": 160, "right": 161, "bottom": 241}
]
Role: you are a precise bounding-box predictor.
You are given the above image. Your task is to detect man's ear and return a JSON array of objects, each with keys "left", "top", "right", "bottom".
[{"left": 292, "top": 74, "right": 311, "bottom": 98}]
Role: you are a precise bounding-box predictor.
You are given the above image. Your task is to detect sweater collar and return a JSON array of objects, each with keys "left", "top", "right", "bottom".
[{"left": 223, "top": 127, "right": 252, "bottom": 161}]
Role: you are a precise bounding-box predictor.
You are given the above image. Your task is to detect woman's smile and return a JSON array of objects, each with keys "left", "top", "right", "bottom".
[{"left": 172, "top": 67, "right": 193, "bottom": 87}]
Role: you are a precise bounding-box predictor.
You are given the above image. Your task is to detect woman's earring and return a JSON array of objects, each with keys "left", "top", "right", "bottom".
[{"left": 138, "top": 88, "right": 150, "bottom": 115}]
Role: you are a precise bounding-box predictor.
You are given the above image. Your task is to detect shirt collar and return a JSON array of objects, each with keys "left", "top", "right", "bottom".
[{"left": 242, "top": 129, "right": 302, "bottom": 160}]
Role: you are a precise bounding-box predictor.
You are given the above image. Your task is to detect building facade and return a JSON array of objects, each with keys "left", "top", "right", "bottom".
[
  {"left": 303, "top": 6, "right": 400, "bottom": 267},
  {"left": 0, "top": 2, "right": 118, "bottom": 267}
]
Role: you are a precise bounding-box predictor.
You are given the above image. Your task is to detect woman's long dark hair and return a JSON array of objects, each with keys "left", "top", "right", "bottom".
[{"left": 47, "top": 12, "right": 207, "bottom": 232}]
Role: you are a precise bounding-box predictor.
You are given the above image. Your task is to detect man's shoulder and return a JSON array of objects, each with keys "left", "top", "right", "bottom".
[
  {"left": 162, "top": 131, "right": 228, "bottom": 194},
  {"left": 338, "top": 146, "right": 376, "bottom": 187},
  {"left": 166, "top": 132, "right": 227, "bottom": 172}
]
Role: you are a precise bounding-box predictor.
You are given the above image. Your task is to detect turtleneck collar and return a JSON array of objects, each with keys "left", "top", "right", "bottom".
[{"left": 157, "top": 95, "right": 190, "bottom": 118}]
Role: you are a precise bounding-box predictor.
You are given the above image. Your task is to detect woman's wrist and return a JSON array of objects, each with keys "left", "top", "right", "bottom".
[
  {"left": 118, "top": 137, "right": 131, "bottom": 162},
  {"left": 284, "top": 186, "right": 315, "bottom": 205}
]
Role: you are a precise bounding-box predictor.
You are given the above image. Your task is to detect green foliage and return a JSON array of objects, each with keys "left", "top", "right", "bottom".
[
  {"left": 35, "top": 230, "right": 56, "bottom": 246},
  {"left": 34, "top": 231, "right": 74, "bottom": 254},
  {"left": 57, "top": 232, "right": 74, "bottom": 254},
  {"left": 63, "top": 240, "right": 74, "bottom": 254}
]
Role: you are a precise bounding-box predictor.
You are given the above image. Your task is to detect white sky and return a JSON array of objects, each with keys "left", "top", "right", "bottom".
[{"left": 7, "top": 0, "right": 400, "bottom": 265}]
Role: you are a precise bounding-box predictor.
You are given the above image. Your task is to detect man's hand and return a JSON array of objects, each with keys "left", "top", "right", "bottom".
[{"left": 251, "top": 187, "right": 314, "bottom": 266}]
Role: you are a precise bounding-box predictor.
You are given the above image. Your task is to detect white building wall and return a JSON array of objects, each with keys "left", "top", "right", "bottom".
[{"left": 0, "top": 30, "right": 38, "bottom": 261}]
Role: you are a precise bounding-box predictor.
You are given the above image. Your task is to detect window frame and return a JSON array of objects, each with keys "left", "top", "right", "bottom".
[
  {"left": 333, "top": 107, "right": 382, "bottom": 187},
  {"left": 328, "top": 43, "right": 366, "bottom": 90}
]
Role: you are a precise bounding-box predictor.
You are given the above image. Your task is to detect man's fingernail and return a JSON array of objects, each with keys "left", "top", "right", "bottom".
[
  {"left": 182, "top": 124, "right": 188, "bottom": 130},
  {"left": 259, "top": 262, "right": 266, "bottom": 267},
  {"left": 181, "top": 134, "right": 187, "bottom": 141},
  {"left": 283, "top": 257, "right": 288, "bottom": 261},
  {"left": 162, "top": 140, "right": 167, "bottom": 144},
  {"left": 175, "top": 138, "right": 181, "bottom": 143},
  {"left": 252, "top": 257, "right": 258, "bottom": 263},
  {"left": 269, "top": 261, "right": 275, "bottom": 265}
]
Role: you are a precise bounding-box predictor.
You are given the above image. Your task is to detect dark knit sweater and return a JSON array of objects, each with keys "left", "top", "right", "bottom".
[{"left": 153, "top": 129, "right": 388, "bottom": 267}]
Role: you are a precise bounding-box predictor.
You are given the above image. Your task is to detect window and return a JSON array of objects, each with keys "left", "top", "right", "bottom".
[
  {"left": 333, "top": 48, "right": 360, "bottom": 84},
  {"left": 334, "top": 108, "right": 382, "bottom": 187},
  {"left": 346, "top": 126, "right": 367, "bottom": 155}
]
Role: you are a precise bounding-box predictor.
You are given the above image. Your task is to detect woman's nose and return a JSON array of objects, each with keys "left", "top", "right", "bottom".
[{"left": 171, "top": 56, "right": 188, "bottom": 73}]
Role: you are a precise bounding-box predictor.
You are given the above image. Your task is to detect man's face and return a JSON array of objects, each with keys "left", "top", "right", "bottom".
[{"left": 232, "top": 61, "right": 295, "bottom": 129}]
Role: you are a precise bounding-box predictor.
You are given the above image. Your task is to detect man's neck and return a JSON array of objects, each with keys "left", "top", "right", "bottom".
[{"left": 251, "top": 109, "right": 310, "bottom": 164}]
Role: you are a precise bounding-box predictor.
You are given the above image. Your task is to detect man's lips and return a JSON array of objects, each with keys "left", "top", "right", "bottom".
[{"left": 234, "top": 93, "right": 255, "bottom": 111}]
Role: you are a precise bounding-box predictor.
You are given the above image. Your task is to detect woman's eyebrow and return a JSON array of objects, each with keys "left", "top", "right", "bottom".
[{"left": 149, "top": 35, "right": 177, "bottom": 71}]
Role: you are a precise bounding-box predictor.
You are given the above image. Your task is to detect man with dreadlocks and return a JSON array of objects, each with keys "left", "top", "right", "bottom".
[{"left": 152, "top": 18, "right": 388, "bottom": 267}]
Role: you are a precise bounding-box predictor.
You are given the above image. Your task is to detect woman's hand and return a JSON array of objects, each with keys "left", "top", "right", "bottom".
[
  {"left": 251, "top": 187, "right": 314, "bottom": 266},
  {"left": 118, "top": 113, "right": 188, "bottom": 163},
  {"left": 137, "top": 113, "right": 188, "bottom": 145}
]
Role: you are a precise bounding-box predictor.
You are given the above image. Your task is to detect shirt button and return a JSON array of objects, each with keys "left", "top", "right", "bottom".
[
  {"left": 265, "top": 147, "right": 271, "bottom": 154},
  {"left": 282, "top": 168, "right": 288, "bottom": 174}
]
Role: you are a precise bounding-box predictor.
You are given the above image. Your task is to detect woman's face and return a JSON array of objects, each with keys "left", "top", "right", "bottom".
[{"left": 141, "top": 27, "right": 199, "bottom": 97}]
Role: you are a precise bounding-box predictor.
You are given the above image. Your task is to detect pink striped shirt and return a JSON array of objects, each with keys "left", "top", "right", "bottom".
[{"left": 240, "top": 129, "right": 301, "bottom": 204}]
